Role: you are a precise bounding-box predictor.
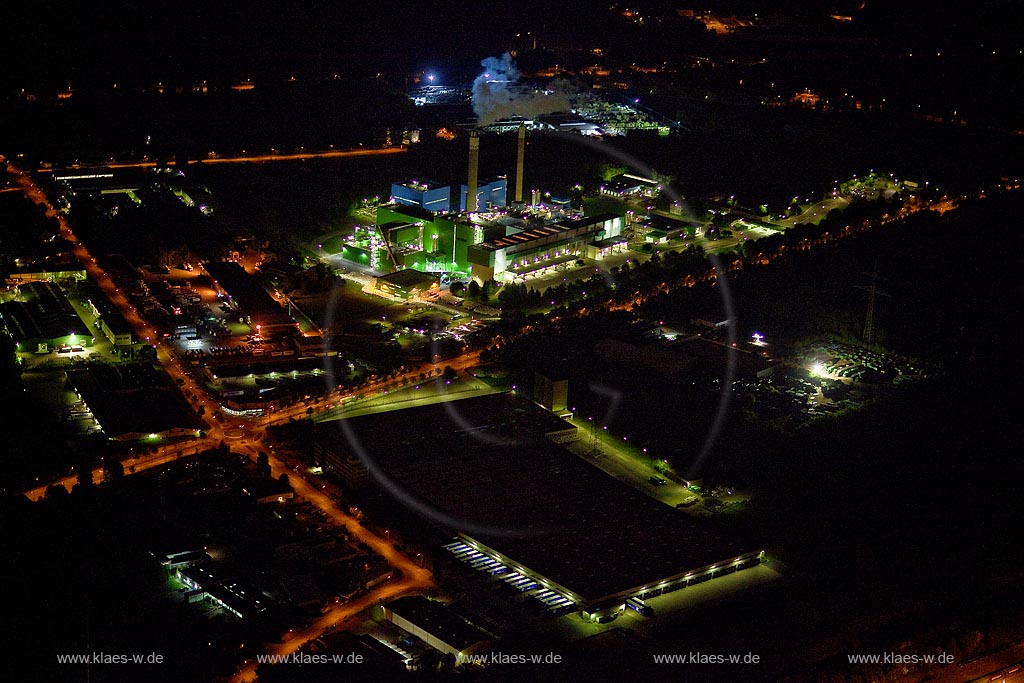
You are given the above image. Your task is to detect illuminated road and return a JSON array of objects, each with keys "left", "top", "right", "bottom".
[
  {"left": 5, "top": 157, "right": 436, "bottom": 674},
  {"left": 912, "top": 639, "right": 1024, "bottom": 683},
  {"left": 229, "top": 439, "right": 434, "bottom": 683},
  {"left": 563, "top": 415, "right": 699, "bottom": 509},
  {"left": 34, "top": 146, "right": 407, "bottom": 172},
  {"left": 4, "top": 158, "right": 432, "bottom": 667},
  {"left": 774, "top": 196, "right": 851, "bottom": 228},
  {"left": 21, "top": 439, "right": 218, "bottom": 501}
]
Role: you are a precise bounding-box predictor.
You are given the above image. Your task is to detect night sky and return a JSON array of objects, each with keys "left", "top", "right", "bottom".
[{"left": 1, "top": 1, "right": 1018, "bottom": 90}]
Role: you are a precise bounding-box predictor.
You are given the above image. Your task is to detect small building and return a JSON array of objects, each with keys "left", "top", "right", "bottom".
[
  {"left": 534, "top": 370, "right": 569, "bottom": 412},
  {"left": 241, "top": 477, "right": 295, "bottom": 504},
  {"left": 640, "top": 214, "right": 700, "bottom": 243},
  {"left": 382, "top": 596, "right": 495, "bottom": 659},
  {"left": 599, "top": 173, "right": 660, "bottom": 198},
  {"left": 152, "top": 548, "right": 211, "bottom": 572},
  {"left": 313, "top": 441, "right": 370, "bottom": 489},
  {"left": 368, "top": 269, "right": 440, "bottom": 301},
  {"left": 85, "top": 287, "right": 135, "bottom": 346},
  {"left": 177, "top": 566, "right": 271, "bottom": 621}
]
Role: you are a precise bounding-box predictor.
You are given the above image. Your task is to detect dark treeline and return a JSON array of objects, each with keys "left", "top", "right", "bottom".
[
  {"left": 487, "top": 188, "right": 1023, "bottom": 468},
  {"left": 1, "top": 78, "right": 417, "bottom": 165}
]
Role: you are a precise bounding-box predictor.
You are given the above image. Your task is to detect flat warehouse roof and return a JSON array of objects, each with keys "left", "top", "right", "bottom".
[
  {"left": 66, "top": 363, "right": 203, "bottom": 438},
  {"left": 317, "top": 392, "right": 755, "bottom": 605}
]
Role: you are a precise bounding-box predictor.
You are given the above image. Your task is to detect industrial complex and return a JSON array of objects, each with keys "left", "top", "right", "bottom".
[{"left": 345, "top": 126, "right": 630, "bottom": 288}]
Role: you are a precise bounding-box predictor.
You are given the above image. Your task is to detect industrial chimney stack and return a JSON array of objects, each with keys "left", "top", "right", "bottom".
[
  {"left": 515, "top": 124, "right": 526, "bottom": 203},
  {"left": 466, "top": 131, "right": 480, "bottom": 212}
]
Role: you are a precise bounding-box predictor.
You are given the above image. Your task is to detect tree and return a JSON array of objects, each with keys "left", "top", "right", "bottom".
[
  {"left": 257, "top": 451, "right": 271, "bottom": 478},
  {"left": 103, "top": 459, "right": 125, "bottom": 484},
  {"left": 467, "top": 280, "right": 481, "bottom": 299},
  {"left": 44, "top": 483, "right": 69, "bottom": 500},
  {"left": 598, "top": 163, "right": 628, "bottom": 181},
  {"left": 417, "top": 649, "right": 440, "bottom": 673},
  {"left": 450, "top": 281, "right": 466, "bottom": 296},
  {"left": 482, "top": 279, "right": 497, "bottom": 302},
  {"left": 277, "top": 473, "right": 291, "bottom": 489},
  {"left": 442, "top": 366, "right": 458, "bottom": 382},
  {"left": 77, "top": 466, "right": 94, "bottom": 489}
]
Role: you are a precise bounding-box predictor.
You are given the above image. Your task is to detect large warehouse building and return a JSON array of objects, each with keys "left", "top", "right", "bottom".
[
  {"left": 202, "top": 261, "right": 298, "bottom": 336},
  {"left": 315, "top": 392, "right": 762, "bottom": 621},
  {"left": 0, "top": 280, "right": 92, "bottom": 352}
]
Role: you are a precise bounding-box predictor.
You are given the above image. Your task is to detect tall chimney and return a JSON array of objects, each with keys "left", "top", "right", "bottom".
[
  {"left": 466, "top": 131, "right": 480, "bottom": 212},
  {"left": 515, "top": 124, "right": 526, "bottom": 203}
]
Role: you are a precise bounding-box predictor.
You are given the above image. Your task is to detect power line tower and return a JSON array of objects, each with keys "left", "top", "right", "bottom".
[{"left": 855, "top": 263, "right": 891, "bottom": 344}]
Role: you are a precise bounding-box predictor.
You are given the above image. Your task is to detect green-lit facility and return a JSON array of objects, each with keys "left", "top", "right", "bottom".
[
  {"left": 467, "top": 213, "right": 624, "bottom": 283},
  {"left": 0, "top": 280, "right": 93, "bottom": 353},
  {"left": 373, "top": 204, "right": 483, "bottom": 276}
]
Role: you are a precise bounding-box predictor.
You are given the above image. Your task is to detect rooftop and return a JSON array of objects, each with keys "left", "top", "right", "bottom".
[
  {"left": 376, "top": 269, "right": 439, "bottom": 288},
  {"left": 0, "top": 281, "right": 91, "bottom": 342},
  {"left": 394, "top": 179, "right": 447, "bottom": 192},
  {"left": 316, "top": 392, "right": 755, "bottom": 604},
  {"left": 385, "top": 596, "right": 494, "bottom": 652},
  {"left": 472, "top": 213, "right": 622, "bottom": 254},
  {"left": 66, "top": 363, "right": 203, "bottom": 439},
  {"left": 202, "top": 261, "right": 294, "bottom": 327}
]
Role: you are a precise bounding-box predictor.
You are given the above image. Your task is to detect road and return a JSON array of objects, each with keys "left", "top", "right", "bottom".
[
  {"left": 229, "top": 439, "right": 433, "bottom": 683},
  {"left": 21, "top": 439, "right": 217, "bottom": 501},
  {"left": 916, "top": 639, "right": 1024, "bottom": 683},
  {"left": 34, "top": 145, "right": 407, "bottom": 172},
  {"left": 774, "top": 195, "right": 851, "bottom": 228},
  {"left": 564, "top": 415, "right": 702, "bottom": 510},
  {"left": 5, "top": 155, "right": 437, "bottom": 669}
]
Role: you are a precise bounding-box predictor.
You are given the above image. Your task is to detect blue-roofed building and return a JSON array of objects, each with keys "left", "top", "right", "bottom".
[
  {"left": 390, "top": 179, "right": 452, "bottom": 214},
  {"left": 459, "top": 177, "right": 507, "bottom": 212}
]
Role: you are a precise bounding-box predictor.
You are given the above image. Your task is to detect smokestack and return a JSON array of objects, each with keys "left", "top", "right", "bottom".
[
  {"left": 466, "top": 131, "right": 480, "bottom": 212},
  {"left": 515, "top": 124, "right": 526, "bottom": 203}
]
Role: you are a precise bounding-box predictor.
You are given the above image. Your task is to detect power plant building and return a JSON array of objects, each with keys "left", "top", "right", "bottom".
[
  {"left": 467, "top": 213, "right": 624, "bottom": 283},
  {"left": 459, "top": 177, "right": 507, "bottom": 212},
  {"left": 390, "top": 179, "right": 452, "bottom": 214},
  {"left": 374, "top": 204, "right": 483, "bottom": 274},
  {"left": 361, "top": 131, "right": 624, "bottom": 281}
]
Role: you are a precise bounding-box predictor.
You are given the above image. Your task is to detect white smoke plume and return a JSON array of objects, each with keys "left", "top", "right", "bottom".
[{"left": 471, "top": 53, "right": 572, "bottom": 126}]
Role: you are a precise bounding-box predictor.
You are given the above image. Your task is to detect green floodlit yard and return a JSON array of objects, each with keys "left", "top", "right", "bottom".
[{"left": 319, "top": 234, "right": 346, "bottom": 255}]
